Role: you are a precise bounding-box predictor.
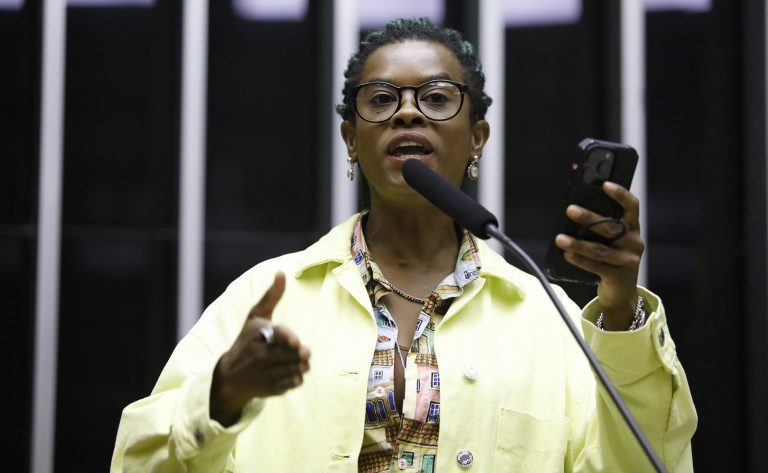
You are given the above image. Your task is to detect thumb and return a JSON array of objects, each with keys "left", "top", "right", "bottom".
[{"left": 247, "top": 271, "right": 286, "bottom": 322}]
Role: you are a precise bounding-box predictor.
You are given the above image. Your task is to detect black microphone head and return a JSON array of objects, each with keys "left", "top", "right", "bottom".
[{"left": 401, "top": 159, "right": 498, "bottom": 239}]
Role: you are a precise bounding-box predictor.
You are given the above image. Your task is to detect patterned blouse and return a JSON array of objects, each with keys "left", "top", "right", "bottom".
[{"left": 351, "top": 214, "right": 482, "bottom": 473}]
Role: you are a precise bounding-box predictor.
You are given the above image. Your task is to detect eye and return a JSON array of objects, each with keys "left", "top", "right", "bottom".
[
  {"left": 418, "top": 83, "right": 459, "bottom": 108},
  {"left": 420, "top": 91, "right": 450, "bottom": 104},
  {"left": 369, "top": 92, "right": 397, "bottom": 106}
]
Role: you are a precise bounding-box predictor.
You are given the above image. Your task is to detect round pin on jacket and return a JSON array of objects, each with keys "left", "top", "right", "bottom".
[{"left": 456, "top": 449, "right": 473, "bottom": 467}]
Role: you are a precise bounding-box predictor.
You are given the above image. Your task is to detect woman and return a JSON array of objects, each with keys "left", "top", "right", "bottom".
[{"left": 111, "top": 18, "right": 696, "bottom": 473}]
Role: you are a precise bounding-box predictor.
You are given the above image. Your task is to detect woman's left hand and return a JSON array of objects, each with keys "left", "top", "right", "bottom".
[{"left": 554, "top": 181, "right": 645, "bottom": 331}]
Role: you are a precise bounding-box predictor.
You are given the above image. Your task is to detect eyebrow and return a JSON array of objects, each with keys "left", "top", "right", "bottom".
[{"left": 364, "top": 74, "right": 454, "bottom": 84}]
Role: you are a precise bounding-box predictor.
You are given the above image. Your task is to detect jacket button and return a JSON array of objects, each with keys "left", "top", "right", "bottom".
[
  {"left": 463, "top": 364, "right": 478, "bottom": 381},
  {"left": 456, "top": 449, "right": 473, "bottom": 467},
  {"left": 397, "top": 457, "right": 408, "bottom": 469}
]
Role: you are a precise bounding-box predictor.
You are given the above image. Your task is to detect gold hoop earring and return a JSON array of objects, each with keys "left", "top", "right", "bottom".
[{"left": 467, "top": 155, "right": 480, "bottom": 181}]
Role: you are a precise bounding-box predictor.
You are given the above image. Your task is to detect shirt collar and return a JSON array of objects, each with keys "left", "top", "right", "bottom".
[
  {"left": 294, "top": 213, "right": 527, "bottom": 300},
  {"left": 350, "top": 212, "right": 482, "bottom": 303}
]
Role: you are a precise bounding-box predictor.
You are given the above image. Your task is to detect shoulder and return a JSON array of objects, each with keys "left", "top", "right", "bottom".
[
  {"left": 475, "top": 238, "right": 575, "bottom": 310},
  {"left": 185, "top": 215, "right": 360, "bottom": 342},
  {"left": 475, "top": 239, "right": 535, "bottom": 296},
  {"left": 228, "top": 213, "right": 360, "bottom": 293}
]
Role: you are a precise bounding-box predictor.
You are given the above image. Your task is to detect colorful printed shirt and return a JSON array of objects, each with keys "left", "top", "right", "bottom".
[{"left": 351, "top": 214, "right": 482, "bottom": 473}]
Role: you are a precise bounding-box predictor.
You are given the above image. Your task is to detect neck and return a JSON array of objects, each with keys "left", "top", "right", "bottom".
[{"left": 364, "top": 198, "right": 460, "bottom": 271}]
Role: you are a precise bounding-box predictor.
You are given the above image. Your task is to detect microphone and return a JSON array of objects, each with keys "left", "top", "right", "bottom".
[
  {"left": 401, "top": 158, "right": 667, "bottom": 473},
  {"left": 401, "top": 159, "right": 497, "bottom": 238}
]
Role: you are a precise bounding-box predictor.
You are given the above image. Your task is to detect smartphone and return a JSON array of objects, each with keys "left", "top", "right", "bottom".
[{"left": 544, "top": 138, "right": 639, "bottom": 285}]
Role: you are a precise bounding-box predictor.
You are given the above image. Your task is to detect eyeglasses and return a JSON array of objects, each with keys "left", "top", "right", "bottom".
[{"left": 352, "top": 79, "right": 469, "bottom": 123}]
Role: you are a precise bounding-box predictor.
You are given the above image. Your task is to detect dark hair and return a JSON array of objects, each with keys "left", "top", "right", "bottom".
[{"left": 336, "top": 18, "right": 492, "bottom": 123}]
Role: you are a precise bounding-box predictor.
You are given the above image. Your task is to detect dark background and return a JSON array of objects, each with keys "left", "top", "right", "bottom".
[{"left": 1, "top": 0, "right": 765, "bottom": 472}]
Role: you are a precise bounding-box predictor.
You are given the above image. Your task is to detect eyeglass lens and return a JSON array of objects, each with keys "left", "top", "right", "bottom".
[{"left": 355, "top": 81, "right": 463, "bottom": 122}]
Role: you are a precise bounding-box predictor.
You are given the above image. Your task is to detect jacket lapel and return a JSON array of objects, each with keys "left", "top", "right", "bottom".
[{"left": 332, "top": 258, "right": 374, "bottom": 319}]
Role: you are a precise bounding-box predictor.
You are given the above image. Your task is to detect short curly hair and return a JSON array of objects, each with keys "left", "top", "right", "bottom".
[{"left": 336, "top": 18, "right": 492, "bottom": 123}]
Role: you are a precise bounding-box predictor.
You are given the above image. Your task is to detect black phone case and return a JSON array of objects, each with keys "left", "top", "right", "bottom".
[{"left": 544, "top": 138, "right": 639, "bottom": 285}]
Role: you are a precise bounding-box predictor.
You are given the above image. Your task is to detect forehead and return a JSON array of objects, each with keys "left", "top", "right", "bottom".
[{"left": 360, "top": 40, "right": 465, "bottom": 85}]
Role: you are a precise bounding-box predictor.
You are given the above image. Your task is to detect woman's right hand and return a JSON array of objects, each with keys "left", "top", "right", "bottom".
[{"left": 210, "top": 272, "right": 311, "bottom": 426}]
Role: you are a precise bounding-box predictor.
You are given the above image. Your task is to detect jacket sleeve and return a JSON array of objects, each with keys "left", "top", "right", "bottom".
[
  {"left": 110, "top": 275, "right": 269, "bottom": 473},
  {"left": 567, "top": 286, "right": 697, "bottom": 473}
]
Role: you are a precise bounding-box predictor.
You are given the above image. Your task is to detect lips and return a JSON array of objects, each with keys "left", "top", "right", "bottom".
[{"left": 387, "top": 133, "right": 434, "bottom": 159}]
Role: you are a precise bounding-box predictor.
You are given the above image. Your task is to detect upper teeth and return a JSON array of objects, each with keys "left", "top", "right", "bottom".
[{"left": 398, "top": 141, "right": 421, "bottom": 148}]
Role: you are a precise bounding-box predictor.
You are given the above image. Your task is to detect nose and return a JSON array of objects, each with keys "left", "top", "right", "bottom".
[{"left": 390, "top": 90, "right": 426, "bottom": 127}]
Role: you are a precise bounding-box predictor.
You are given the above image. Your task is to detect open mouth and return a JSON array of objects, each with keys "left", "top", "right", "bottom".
[{"left": 387, "top": 135, "right": 434, "bottom": 161}]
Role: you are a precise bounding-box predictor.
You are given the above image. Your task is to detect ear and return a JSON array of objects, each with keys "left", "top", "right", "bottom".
[
  {"left": 340, "top": 120, "right": 357, "bottom": 162},
  {"left": 469, "top": 120, "right": 490, "bottom": 157}
]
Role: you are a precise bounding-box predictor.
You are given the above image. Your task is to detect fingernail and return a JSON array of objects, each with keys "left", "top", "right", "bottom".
[
  {"left": 604, "top": 182, "right": 618, "bottom": 191},
  {"left": 556, "top": 234, "right": 572, "bottom": 248},
  {"left": 567, "top": 206, "right": 581, "bottom": 218}
]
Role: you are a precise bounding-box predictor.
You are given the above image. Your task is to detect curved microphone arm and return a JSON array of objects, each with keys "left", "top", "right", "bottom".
[
  {"left": 484, "top": 223, "right": 667, "bottom": 473},
  {"left": 401, "top": 159, "right": 667, "bottom": 473}
]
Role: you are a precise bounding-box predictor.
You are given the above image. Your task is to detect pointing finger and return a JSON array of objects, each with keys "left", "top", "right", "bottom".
[{"left": 247, "top": 272, "right": 286, "bottom": 322}]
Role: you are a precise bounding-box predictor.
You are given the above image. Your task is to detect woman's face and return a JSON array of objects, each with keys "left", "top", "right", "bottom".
[{"left": 341, "top": 40, "right": 489, "bottom": 208}]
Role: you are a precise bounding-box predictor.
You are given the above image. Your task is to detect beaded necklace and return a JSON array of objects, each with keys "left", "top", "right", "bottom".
[{"left": 387, "top": 283, "right": 427, "bottom": 305}]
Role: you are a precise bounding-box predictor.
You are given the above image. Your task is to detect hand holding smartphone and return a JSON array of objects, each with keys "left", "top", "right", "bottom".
[{"left": 544, "top": 138, "right": 639, "bottom": 285}]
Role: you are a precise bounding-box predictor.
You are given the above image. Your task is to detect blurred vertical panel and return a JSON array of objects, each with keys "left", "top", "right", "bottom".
[
  {"left": 55, "top": 1, "right": 181, "bottom": 471},
  {"left": 0, "top": 236, "right": 36, "bottom": 472},
  {"left": 443, "top": 0, "right": 478, "bottom": 52},
  {"left": 0, "top": 1, "right": 38, "bottom": 225},
  {"left": 478, "top": 0, "right": 505, "bottom": 253},
  {"left": 742, "top": 1, "right": 768, "bottom": 470},
  {"left": 620, "top": 0, "right": 647, "bottom": 285},
  {"left": 204, "top": 1, "right": 330, "bottom": 304},
  {"left": 176, "top": 0, "right": 208, "bottom": 338},
  {"left": 646, "top": 1, "right": 745, "bottom": 471},
  {"left": 330, "top": 0, "right": 357, "bottom": 226},
  {"left": 0, "top": 1, "right": 39, "bottom": 471},
  {"left": 502, "top": 0, "right": 614, "bottom": 306}
]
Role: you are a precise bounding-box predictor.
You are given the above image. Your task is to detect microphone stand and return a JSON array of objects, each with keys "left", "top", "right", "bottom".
[{"left": 484, "top": 223, "right": 668, "bottom": 473}]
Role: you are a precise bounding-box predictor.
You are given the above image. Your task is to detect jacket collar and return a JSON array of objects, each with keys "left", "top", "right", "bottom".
[
  {"left": 294, "top": 214, "right": 360, "bottom": 278},
  {"left": 294, "top": 213, "right": 527, "bottom": 300},
  {"left": 473, "top": 239, "right": 527, "bottom": 299}
]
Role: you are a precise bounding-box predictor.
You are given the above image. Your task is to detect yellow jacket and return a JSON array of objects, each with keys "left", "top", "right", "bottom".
[{"left": 111, "top": 214, "right": 696, "bottom": 472}]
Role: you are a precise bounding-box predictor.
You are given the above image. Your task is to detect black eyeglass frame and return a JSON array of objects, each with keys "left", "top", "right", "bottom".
[{"left": 351, "top": 79, "right": 470, "bottom": 123}]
